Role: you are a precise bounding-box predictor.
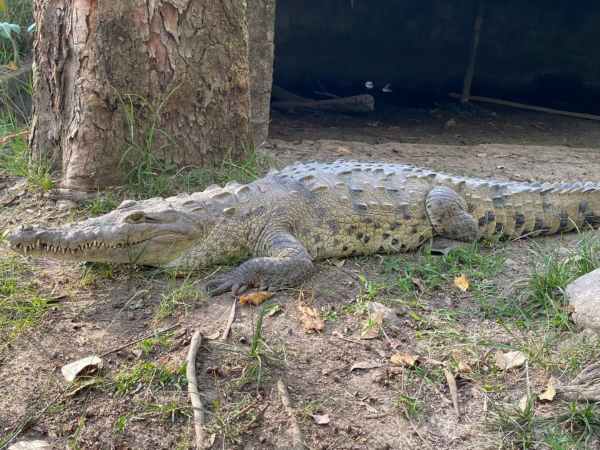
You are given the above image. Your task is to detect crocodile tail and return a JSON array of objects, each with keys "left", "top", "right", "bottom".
[
  {"left": 461, "top": 180, "right": 600, "bottom": 240},
  {"left": 494, "top": 181, "right": 600, "bottom": 239}
]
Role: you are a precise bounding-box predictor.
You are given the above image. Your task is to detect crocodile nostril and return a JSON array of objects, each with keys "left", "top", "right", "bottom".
[{"left": 19, "top": 225, "right": 33, "bottom": 231}]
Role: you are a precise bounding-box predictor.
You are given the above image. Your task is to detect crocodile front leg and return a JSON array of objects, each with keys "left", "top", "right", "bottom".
[{"left": 205, "top": 230, "right": 313, "bottom": 296}]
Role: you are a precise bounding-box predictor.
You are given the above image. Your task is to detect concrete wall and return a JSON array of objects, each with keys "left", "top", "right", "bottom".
[{"left": 273, "top": 0, "right": 600, "bottom": 112}]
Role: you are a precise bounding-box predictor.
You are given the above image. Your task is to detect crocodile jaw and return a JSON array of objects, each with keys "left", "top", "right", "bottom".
[{"left": 6, "top": 220, "right": 200, "bottom": 267}]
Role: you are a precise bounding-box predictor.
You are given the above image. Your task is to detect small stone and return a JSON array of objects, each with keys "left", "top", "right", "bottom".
[
  {"left": 368, "top": 302, "right": 400, "bottom": 327},
  {"left": 566, "top": 268, "right": 600, "bottom": 332},
  {"left": 321, "top": 368, "right": 331, "bottom": 376},
  {"left": 57, "top": 200, "right": 76, "bottom": 211}
]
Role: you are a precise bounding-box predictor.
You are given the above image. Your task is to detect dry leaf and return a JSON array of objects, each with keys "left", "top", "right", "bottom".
[
  {"left": 239, "top": 291, "right": 275, "bottom": 306},
  {"left": 390, "top": 352, "right": 419, "bottom": 368},
  {"left": 61, "top": 356, "right": 103, "bottom": 382},
  {"left": 444, "top": 118, "right": 457, "bottom": 127},
  {"left": 360, "top": 311, "right": 383, "bottom": 340},
  {"left": 205, "top": 330, "right": 220, "bottom": 340},
  {"left": 495, "top": 351, "right": 527, "bottom": 371},
  {"left": 539, "top": 380, "right": 556, "bottom": 401},
  {"left": 335, "top": 146, "right": 351, "bottom": 154},
  {"left": 349, "top": 361, "right": 385, "bottom": 372},
  {"left": 264, "top": 304, "right": 282, "bottom": 317},
  {"left": 65, "top": 378, "right": 100, "bottom": 398},
  {"left": 8, "top": 441, "right": 53, "bottom": 450},
  {"left": 298, "top": 306, "right": 325, "bottom": 334},
  {"left": 476, "top": 153, "right": 488, "bottom": 157},
  {"left": 310, "top": 414, "right": 331, "bottom": 425},
  {"left": 518, "top": 394, "right": 533, "bottom": 413},
  {"left": 496, "top": 165, "right": 505, "bottom": 169},
  {"left": 330, "top": 258, "right": 346, "bottom": 267},
  {"left": 457, "top": 361, "right": 473, "bottom": 373},
  {"left": 454, "top": 275, "right": 469, "bottom": 292},
  {"left": 493, "top": 153, "right": 511, "bottom": 158},
  {"left": 567, "top": 305, "right": 575, "bottom": 315},
  {"left": 8, "top": 61, "right": 18, "bottom": 71},
  {"left": 411, "top": 277, "right": 424, "bottom": 292}
]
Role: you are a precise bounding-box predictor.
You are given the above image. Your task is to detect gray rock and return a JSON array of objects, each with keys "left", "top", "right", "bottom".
[
  {"left": 565, "top": 268, "right": 600, "bottom": 332},
  {"left": 368, "top": 302, "right": 400, "bottom": 327}
]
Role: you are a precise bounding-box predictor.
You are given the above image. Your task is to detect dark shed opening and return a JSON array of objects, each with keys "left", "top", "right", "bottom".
[{"left": 272, "top": 0, "right": 600, "bottom": 114}]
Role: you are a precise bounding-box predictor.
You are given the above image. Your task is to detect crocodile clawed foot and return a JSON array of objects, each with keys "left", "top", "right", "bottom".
[{"left": 205, "top": 273, "right": 251, "bottom": 296}]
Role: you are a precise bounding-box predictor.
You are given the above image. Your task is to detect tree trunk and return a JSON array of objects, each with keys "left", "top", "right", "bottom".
[
  {"left": 30, "top": 0, "right": 252, "bottom": 189},
  {"left": 247, "top": 0, "right": 276, "bottom": 143}
]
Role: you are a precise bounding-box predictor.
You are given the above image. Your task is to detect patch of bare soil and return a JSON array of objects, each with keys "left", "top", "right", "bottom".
[
  {"left": 269, "top": 102, "right": 600, "bottom": 150},
  {"left": 1, "top": 137, "right": 599, "bottom": 450}
]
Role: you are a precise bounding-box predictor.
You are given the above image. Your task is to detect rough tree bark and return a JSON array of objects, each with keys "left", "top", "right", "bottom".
[
  {"left": 246, "top": 0, "right": 275, "bottom": 142},
  {"left": 30, "top": 0, "right": 252, "bottom": 189}
]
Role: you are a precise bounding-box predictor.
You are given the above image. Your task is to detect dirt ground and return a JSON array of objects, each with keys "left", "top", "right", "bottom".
[{"left": 1, "top": 105, "right": 600, "bottom": 450}]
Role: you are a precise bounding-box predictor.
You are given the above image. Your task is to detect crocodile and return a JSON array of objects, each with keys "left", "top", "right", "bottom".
[{"left": 6, "top": 160, "right": 600, "bottom": 295}]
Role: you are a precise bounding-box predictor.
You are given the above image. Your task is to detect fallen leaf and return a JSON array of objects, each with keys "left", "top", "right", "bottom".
[
  {"left": 8, "top": 441, "right": 53, "bottom": 450},
  {"left": 8, "top": 61, "right": 18, "bottom": 71},
  {"left": 493, "top": 153, "right": 511, "bottom": 158},
  {"left": 476, "top": 153, "right": 488, "bottom": 157},
  {"left": 390, "top": 352, "right": 419, "bottom": 367},
  {"left": 496, "top": 165, "right": 505, "bottom": 169},
  {"left": 349, "top": 360, "right": 385, "bottom": 372},
  {"left": 65, "top": 378, "right": 100, "bottom": 397},
  {"left": 457, "top": 361, "right": 473, "bottom": 373},
  {"left": 299, "top": 306, "right": 325, "bottom": 334},
  {"left": 61, "top": 356, "right": 103, "bottom": 382},
  {"left": 411, "top": 277, "right": 424, "bottom": 292},
  {"left": 330, "top": 258, "right": 346, "bottom": 267},
  {"left": 518, "top": 394, "right": 533, "bottom": 413},
  {"left": 495, "top": 351, "right": 527, "bottom": 371},
  {"left": 205, "top": 330, "right": 220, "bottom": 340},
  {"left": 539, "top": 380, "right": 556, "bottom": 401},
  {"left": 310, "top": 414, "right": 331, "bottom": 425},
  {"left": 566, "top": 305, "right": 575, "bottom": 315},
  {"left": 444, "top": 118, "right": 457, "bottom": 127},
  {"left": 454, "top": 275, "right": 469, "bottom": 292},
  {"left": 239, "top": 291, "right": 275, "bottom": 306},
  {"left": 335, "top": 146, "right": 351, "bottom": 154},
  {"left": 264, "top": 303, "right": 282, "bottom": 317},
  {"left": 360, "top": 311, "right": 383, "bottom": 340}
]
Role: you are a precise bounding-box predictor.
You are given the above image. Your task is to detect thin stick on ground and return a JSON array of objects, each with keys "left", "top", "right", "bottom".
[
  {"left": 277, "top": 379, "right": 306, "bottom": 450},
  {"left": 0, "top": 130, "right": 29, "bottom": 146},
  {"left": 220, "top": 299, "right": 236, "bottom": 341},
  {"left": 186, "top": 331, "right": 206, "bottom": 449},
  {"left": 99, "top": 322, "right": 181, "bottom": 358},
  {"left": 443, "top": 368, "right": 461, "bottom": 417}
]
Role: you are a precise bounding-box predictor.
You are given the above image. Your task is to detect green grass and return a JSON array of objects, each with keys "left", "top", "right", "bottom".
[
  {"left": 154, "top": 271, "right": 208, "bottom": 320},
  {"left": 0, "top": 238, "right": 54, "bottom": 347},
  {"left": 519, "top": 232, "right": 600, "bottom": 330},
  {"left": 113, "top": 361, "right": 187, "bottom": 395},
  {"left": 491, "top": 398, "right": 600, "bottom": 449}
]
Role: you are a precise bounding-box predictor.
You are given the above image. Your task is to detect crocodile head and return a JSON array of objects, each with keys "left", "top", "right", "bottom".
[{"left": 6, "top": 196, "right": 209, "bottom": 268}]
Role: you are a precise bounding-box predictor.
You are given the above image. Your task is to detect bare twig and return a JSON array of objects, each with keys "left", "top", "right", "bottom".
[
  {"left": 220, "top": 299, "right": 237, "bottom": 341},
  {"left": 443, "top": 368, "right": 461, "bottom": 417},
  {"left": 187, "top": 331, "right": 207, "bottom": 449},
  {"left": 0, "top": 130, "right": 28, "bottom": 146},
  {"left": 277, "top": 380, "right": 306, "bottom": 450},
  {"left": 99, "top": 322, "right": 181, "bottom": 358},
  {"left": 244, "top": 404, "right": 269, "bottom": 430},
  {"left": 230, "top": 403, "right": 255, "bottom": 422}
]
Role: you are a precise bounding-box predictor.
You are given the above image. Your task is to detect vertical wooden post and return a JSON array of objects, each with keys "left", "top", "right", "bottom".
[{"left": 460, "top": 0, "right": 486, "bottom": 103}]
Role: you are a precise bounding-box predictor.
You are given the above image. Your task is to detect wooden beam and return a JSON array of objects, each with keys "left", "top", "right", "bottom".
[
  {"left": 449, "top": 92, "right": 600, "bottom": 121},
  {"left": 460, "top": 0, "right": 486, "bottom": 103}
]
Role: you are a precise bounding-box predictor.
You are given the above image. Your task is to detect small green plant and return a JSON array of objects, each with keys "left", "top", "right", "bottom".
[
  {"left": 155, "top": 272, "right": 206, "bottom": 320},
  {"left": 321, "top": 305, "right": 341, "bottom": 323},
  {"left": 395, "top": 395, "right": 427, "bottom": 421},
  {"left": 80, "top": 194, "right": 121, "bottom": 216},
  {"left": 113, "top": 361, "right": 186, "bottom": 395},
  {"left": 0, "top": 0, "right": 34, "bottom": 65},
  {"left": 0, "top": 22, "right": 20, "bottom": 66},
  {"left": 114, "top": 411, "right": 132, "bottom": 433},
  {"left": 142, "top": 400, "right": 190, "bottom": 423}
]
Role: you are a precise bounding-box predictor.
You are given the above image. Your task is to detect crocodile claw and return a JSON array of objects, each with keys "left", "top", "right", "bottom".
[{"left": 205, "top": 273, "right": 251, "bottom": 296}]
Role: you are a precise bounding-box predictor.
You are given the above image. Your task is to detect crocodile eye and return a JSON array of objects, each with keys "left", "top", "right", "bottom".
[{"left": 127, "top": 212, "right": 145, "bottom": 223}]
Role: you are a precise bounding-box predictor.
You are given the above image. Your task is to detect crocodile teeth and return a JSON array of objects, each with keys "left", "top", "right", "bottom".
[{"left": 23, "top": 246, "right": 28, "bottom": 255}]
